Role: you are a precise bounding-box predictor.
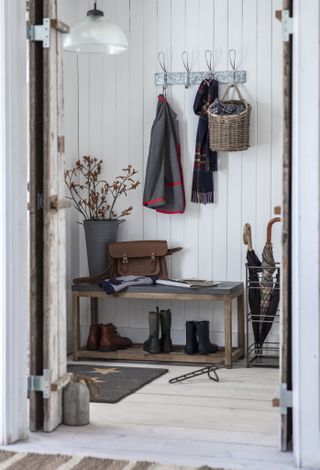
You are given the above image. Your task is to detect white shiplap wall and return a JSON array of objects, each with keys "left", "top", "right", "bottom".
[{"left": 63, "top": 0, "right": 283, "bottom": 349}]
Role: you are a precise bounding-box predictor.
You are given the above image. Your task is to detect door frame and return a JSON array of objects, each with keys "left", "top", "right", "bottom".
[
  {"left": 280, "top": 0, "right": 293, "bottom": 452},
  {"left": 291, "top": 0, "right": 320, "bottom": 466},
  {"left": 29, "top": 0, "right": 69, "bottom": 432},
  {"left": 1, "top": 0, "right": 320, "bottom": 466},
  {"left": 0, "top": 0, "right": 29, "bottom": 445}
]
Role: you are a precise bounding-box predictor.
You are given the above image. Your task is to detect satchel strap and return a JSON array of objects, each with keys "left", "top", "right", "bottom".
[
  {"left": 73, "top": 264, "right": 112, "bottom": 284},
  {"left": 167, "top": 247, "right": 183, "bottom": 255}
]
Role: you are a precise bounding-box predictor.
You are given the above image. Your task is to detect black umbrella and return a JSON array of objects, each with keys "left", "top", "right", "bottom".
[{"left": 243, "top": 224, "right": 262, "bottom": 347}]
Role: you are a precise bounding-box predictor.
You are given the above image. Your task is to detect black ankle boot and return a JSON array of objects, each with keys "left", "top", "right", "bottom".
[
  {"left": 143, "top": 308, "right": 161, "bottom": 354},
  {"left": 196, "top": 321, "right": 218, "bottom": 354},
  {"left": 185, "top": 321, "right": 198, "bottom": 355},
  {"left": 160, "top": 309, "right": 173, "bottom": 353}
]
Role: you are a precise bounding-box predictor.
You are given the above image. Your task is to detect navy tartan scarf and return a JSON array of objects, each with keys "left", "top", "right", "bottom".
[{"left": 191, "top": 79, "right": 218, "bottom": 204}]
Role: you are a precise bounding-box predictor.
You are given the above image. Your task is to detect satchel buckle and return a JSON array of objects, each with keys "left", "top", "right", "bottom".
[
  {"left": 122, "top": 253, "right": 128, "bottom": 264},
  {"left": 151, "top": 253, "right": 156, "bottom": 262}
]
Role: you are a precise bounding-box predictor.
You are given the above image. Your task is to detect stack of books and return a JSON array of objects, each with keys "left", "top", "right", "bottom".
[{"left": 156, "top": 279, "right": 220, "bottom": 289}]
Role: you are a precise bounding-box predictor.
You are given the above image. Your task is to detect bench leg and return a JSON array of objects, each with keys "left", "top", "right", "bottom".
[
  {"left": 224, "top": 298, "right": 232, "bottom": 368},
  {"left": 91, "top": 297, "right": 99, "bottom": 325},
  {"left": 72, "top": 292, "right": 80, "bottom": 361},
  {"left": 237, "top": 292, "right": 245, "bottom": 358}
]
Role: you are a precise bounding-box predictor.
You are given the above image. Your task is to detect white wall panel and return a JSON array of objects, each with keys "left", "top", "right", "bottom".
[{"left": 64, "top": 0, "right": 283, "bottom": 349}]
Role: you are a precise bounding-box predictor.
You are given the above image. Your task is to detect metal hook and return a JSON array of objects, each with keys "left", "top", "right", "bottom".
[
  {"left": 158, "top": 51, "right": 167, "bottom": 73},
  {"left": 228, "top": 49, "right": 237, "bottom": 86},
  {"left": 204, "top": 50, "right": 215, "bottom": 85},
  {"left": 205, "top": 50, "right": 213, "bottom": 72},
  {"left": 181, "top": 50, "right": 190, "bottom": 71},
  {"left": 181, "top": 50, "right": 191, "bottom": 89},
  {"left": 158, "top": 51, "right": 168, "bottom": 97},
  {"left": 229, "top": 49, "right": 237, "bottom": 71}
]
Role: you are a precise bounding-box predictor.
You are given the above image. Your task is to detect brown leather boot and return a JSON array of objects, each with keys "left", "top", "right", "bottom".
[
  {"left": 99, "top": 323, "right": 132, "bottom": 352},
  {"left": 86, "top": 324, "right": 102, "bottom": 351}
]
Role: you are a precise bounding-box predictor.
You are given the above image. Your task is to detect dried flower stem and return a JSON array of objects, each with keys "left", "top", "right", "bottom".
[{"left": 65, "top": 156, "right": 140, "bottom": 221}]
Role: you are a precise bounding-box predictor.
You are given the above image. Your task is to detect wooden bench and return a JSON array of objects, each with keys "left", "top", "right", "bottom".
[{"left": 72, "top": 282, "right": 245, "bottom": 368}]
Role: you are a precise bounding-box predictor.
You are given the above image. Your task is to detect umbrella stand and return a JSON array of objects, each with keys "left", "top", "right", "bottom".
[
  {"left": 246, "top": 265, "right": 280, "bottom": 368},
  {"left": 246, "top": 217, "right": 281, "bottom": 367}
]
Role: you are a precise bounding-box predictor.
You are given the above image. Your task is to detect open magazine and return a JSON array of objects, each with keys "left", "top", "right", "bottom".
[{"left": 156, "top": 279, "right": 220, "bottom": 289}]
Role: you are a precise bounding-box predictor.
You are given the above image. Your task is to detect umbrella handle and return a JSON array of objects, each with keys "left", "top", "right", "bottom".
[
  {"left": 243, "top": 223, "right": 253, "bottom": 251},
  {"left": 267, "top": 217, "right": 281, "bottom": 244}
]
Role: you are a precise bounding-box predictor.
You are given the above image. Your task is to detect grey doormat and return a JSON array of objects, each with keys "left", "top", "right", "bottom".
[
  {"left": 0, "top": 451, "right": 227, "bottom": 469},
  {"left": 67, "top": 364, "right": 168, "bottom": 403}
]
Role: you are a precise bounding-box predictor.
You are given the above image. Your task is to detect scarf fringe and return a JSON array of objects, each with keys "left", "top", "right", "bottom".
[{"left": 191, "top": 191, "right": 214, "bottom": 204}]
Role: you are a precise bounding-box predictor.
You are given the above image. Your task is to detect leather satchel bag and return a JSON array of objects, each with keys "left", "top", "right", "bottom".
[
  {"left": 109, "top": 240, "right": 181, "bottom": 279},
  {"left": 73, "top": 240, "right": 182, "bottom": 284}
]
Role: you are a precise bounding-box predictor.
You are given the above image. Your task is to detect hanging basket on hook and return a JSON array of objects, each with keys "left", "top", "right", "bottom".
[{"left": 207, "top": 84, "right": 251, "bottom": 152}]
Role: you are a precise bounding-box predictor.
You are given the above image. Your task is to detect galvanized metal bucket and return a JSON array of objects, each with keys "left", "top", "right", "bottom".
[{"left": 83, "top": 219, "right": 123, "bottom": 277}]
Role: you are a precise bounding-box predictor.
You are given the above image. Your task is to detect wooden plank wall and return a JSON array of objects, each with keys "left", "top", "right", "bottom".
[{"left": 63, "top": 0, "right": 283, "bottom": 349}]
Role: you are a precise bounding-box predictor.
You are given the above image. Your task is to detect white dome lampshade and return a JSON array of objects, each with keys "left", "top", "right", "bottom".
[{"left": 64, "top": 1, "right": 128, "bottom": 54}]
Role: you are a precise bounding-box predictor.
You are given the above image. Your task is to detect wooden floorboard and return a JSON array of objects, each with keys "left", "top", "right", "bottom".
[{"left": 5, "top": 362, "right": 296, "bottom": 470}]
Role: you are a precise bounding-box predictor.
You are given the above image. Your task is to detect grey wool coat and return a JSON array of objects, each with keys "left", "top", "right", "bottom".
[{"left": 143, "top": 95, "right": 185, "bottom": 214}]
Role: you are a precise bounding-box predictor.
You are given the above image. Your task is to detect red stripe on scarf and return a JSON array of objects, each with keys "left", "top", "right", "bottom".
[
  {"left": 144, "top": 196, "right": 165, "bottom": 205},
  {"left": 165, "top": 181, "right": 182, "bottom": 187}
]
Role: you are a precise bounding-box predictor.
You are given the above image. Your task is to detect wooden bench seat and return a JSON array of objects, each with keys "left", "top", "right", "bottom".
[{"left": 72, "top": 282, "right": 245, "bottom": 368}]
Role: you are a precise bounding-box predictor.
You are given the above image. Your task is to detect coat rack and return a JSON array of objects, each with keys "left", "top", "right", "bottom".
[{"left": 155, "top": 49, "right": 246, "bottom": 89}]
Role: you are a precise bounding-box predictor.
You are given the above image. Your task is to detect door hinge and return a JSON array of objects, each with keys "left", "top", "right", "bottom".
[
  {"left": 27, "top": 18, "right": 51, "bottom": 48},
  {"left": 279, "top": 383, "right": 293, "bottom": 415},
  {"left": 276, "top": 10, "right": 293, "bottom": 42},
  {"left": 282, "top": 10, "right": 293, "bottom": 42},
  {"left": 37, "top": 192, "right": 44, "bottom": 210},
  {"left": 28, "top": 371, "right": 72, "bottom": 399},
  {"left": 28, "top": 369, "right": 50, "bottom": 399}
]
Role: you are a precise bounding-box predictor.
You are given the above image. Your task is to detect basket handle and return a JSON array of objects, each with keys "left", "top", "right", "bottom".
[{"left": 221, "top": 83, "right": 244, "bottom": 101}]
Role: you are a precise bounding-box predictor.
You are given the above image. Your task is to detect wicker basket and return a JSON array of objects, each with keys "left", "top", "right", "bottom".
[{"left": 208, "top": 84, "right": 251, "bottom": 152}]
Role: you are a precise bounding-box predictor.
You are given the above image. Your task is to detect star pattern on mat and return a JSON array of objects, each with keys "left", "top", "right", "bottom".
[
  {"left": 89, "top": 377, "right": 105, "bottom": 384},
  {"left": 92, "top": 367, "right": 120, "bottom": 376}
]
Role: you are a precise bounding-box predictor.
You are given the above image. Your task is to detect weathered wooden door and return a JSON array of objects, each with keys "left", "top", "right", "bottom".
[
  {"left": 280, "top": 0, "right": 293, "bottom": 451},
  {"left": 29, "top": 0, "right": 69, "bottom": 432}
]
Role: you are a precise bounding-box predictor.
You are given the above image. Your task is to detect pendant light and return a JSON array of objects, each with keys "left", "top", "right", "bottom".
[{"left": 64, "top": 1, "right": 128, "bottom": 54}]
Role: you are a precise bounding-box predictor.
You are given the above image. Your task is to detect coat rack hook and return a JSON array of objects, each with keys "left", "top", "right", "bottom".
[
  {"left": 228, "top": 49, "right": 237, "bottom": 85},
  {"left": 205, "top": 50, "right": 213, "bottom": 72},
  {"left": 181, "top": 50, "right": 190, "bottom": 71},
  {"left": 158, "top": 51, "right": 168, "bottom": 96},
  {"left": 229, "top": 49, "right": 237, "bottom": 71},
  {"left": 158, "top": 51, "right": 167, "bottom": 73},
  {"left": 181, "top": 50, "right": 191, "bottom": 89}
]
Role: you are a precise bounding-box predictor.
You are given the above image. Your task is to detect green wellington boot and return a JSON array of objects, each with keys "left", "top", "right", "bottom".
[{"left": 143, "top": 307, "right": 161, "bottom": 354}]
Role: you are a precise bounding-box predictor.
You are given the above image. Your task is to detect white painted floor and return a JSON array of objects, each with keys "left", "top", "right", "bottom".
[{"left": 5, "top": 361, "right": 299, "bottom": 470}]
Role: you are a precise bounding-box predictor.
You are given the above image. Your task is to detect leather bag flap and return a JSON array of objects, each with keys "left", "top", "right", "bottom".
[
  {"left": 116, "top": 258, "right": 161, "bottom": 276},
  {"left": 108, "top": 240, "right": 168, "bottom": 259}
]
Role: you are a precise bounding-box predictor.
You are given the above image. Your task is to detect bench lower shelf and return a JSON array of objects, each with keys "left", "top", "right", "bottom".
[{"left": 76, "top": 344, "right": 244, "bottom": 365}]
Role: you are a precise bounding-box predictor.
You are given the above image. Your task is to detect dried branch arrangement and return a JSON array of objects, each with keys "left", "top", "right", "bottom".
[{"left": 65, "top": 156, "right": 140, "bottom": 220}]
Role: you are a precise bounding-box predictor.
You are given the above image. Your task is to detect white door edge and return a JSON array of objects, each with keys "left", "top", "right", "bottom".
[
  {"left": 0, "top": 0, "right": 28, "bottom": 445},
  {"left": 292, "top": 0, "right": 320, "bottom": 467}
]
